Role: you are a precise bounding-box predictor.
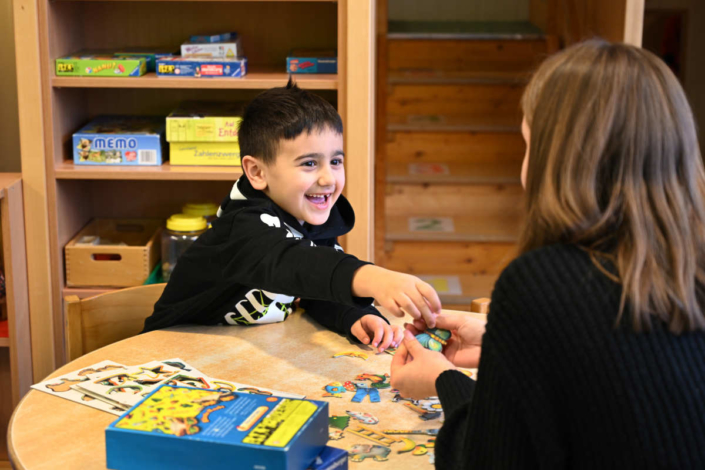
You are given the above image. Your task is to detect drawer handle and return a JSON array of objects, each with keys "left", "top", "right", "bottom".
[{"left": 92, "top": 254, "right": 122, "bottom": 261}]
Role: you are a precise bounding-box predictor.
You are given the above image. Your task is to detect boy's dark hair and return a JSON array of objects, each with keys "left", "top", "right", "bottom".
[{"left": 238, "top": 79, "right": 343, "bottom": 164}]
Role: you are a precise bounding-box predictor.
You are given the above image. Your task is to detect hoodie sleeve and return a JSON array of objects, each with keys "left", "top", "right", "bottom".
[
  {"left": 218, "top": 207, "right": 373, "bottom": 308},
  {"left": 299, "top": 299, "right": 389, "bottom": 341}
]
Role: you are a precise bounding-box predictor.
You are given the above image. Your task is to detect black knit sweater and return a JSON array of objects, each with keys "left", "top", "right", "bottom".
[{"left": 435, "top": 244, "right": 705, "bottom": 469}]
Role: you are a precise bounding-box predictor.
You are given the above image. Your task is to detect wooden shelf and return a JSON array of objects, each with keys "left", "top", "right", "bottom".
[
  {"left": 0, "top": 340, "right": 8, "bottom": 348},
  {"left": 386, "top": 214, "right": 522, "bottom": 243},
  {"left": 55, "top": 162, "right": 243, "bottom": 181},
  {"left": 63, "top": 286, "right": 119, "bottom": 300},
  {"left": 387, "top": 114, "right": 520, "bottom": 133},
  {"left": 387, "top": 161, "right": 522, "bottom": 185},
  {"left": 53, "top": 70, "right": 338, "bottom": 90},
  {"left": 388, "top": 70, "right": 529, "bottom": 85}
]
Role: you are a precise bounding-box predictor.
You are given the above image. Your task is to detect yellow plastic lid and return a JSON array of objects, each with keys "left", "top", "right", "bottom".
[
  {"left": 182, "top": 202, "right": 219, "bottom": 217},
  {"left": 166, "top": 214, "right": 207, "bottom": 232}
]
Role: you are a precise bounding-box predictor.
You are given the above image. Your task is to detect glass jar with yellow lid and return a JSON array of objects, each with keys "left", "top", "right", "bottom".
[
  {"left": 161, "top": 214, "right": 207, "bottom": 282},
  {"left": 182, "top": 202, "right": 219, "bottom": 226}
]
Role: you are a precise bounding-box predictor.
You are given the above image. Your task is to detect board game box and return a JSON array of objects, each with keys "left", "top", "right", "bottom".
[
  {"left": 73, "top": 116, "right": 165, "bottom": 166},
  {"left": 287, "top": 49, "right": 337, "bottom": 74},
  {"left": 114, "top": 48, "right": 177, "bottom": 73},
  {"left": 308, "top": 446, "right": 348, "bottom": 470},
  {"left": 181, "top": 36, "right": 243, "bottom": 58},
  {"left": 166, "top": 102, "right": 243, "bottom": 143},
  {"left": 56, "top": 52, "right": 147, "bottom": 77},
  {"left": 170, "top": 142, "right": 241, "bottom": 166},
  {"left": 157, "top": 57, "right": 247, "bottom": 78},
  {"left": 189, "top": 32, "right": 238, "bottom": 44},
  {"left": 106, "top": 385, "right": 328, "bottom": 470}
]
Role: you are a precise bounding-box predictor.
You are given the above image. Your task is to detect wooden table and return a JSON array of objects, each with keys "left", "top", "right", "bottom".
[{"left": 8, "top": 310, "right": 477, "bottom": 469}]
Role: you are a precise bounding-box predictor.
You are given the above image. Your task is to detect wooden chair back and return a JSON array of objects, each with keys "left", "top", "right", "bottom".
[
  {"left": 64, "top": 283, "right": 166, "bottom": 362},
  {"left": 471, "top": 297, "right": 491, "bottom": 314}
]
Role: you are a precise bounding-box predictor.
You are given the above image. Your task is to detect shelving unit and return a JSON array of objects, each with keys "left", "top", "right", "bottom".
[
  {"left": 0, "top": 173, "right": 32, "bottom": 466},
  {"left": 15, "top": 0, "right": 376, "bottom": 379}
]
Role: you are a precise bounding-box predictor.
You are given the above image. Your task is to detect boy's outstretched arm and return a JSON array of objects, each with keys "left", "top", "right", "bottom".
[
  {"left": 351, "top": 265, "right": 442, "bottom": 328},
  {"left": 218, "top": 207, "right": 374, "bottom": 309},
  {"left": 300, "top": 299, "right": 403, "bottom": 352}
]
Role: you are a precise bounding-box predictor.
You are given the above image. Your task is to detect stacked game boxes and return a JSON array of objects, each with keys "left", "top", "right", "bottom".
[
  {"left": 157, "top": 32, "right": 247, "bottom": 78},
  {"left": 56, "top": 49, "right": 176, "bottom": 77},
  {"left": 166, "top": 102, "right": 242, "bottom": 166}
]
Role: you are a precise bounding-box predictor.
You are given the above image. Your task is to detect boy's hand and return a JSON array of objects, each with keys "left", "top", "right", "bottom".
[
  {"left": 352, "top": 265, "right": 442, "bottom": 328},
  {"left": 351, "top": 315, "right": 404, "bottom": 353}
]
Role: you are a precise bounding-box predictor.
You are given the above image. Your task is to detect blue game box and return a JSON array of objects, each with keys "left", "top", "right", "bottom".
[
  {"left": 309, "top": 446, "right": 348, "bottom": 470},
  {"left": 73, "top": 116, "right": 165, "bottom": 166},
  {"left": 106, "top": 385, "right": 329, "bottom": 470},
  {"left": 156, "top": 57, "right": 247, "bottom": 78},
  {"left": 190, "top": 32, "right": 238, "bottom": 44},
  {"left": 286, "top": 49, "right": 337, "bottom": 74}
]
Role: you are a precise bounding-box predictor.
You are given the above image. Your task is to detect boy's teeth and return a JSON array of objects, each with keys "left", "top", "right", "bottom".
[{"left": 306, "top": 194, "right": 328, "bottom": 204}]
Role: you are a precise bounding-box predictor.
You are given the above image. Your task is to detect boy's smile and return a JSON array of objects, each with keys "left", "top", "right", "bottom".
[{"left": 245, "top": 127, "right": 345, "bottom": 226}]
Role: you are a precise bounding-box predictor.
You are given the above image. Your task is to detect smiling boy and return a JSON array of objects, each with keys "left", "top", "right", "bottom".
[{"left": 143, "top": 81, "right": 441, "bottom": 350}]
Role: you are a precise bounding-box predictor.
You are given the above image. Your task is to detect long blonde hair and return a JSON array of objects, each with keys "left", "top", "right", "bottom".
[{"left": 520, "top": 39, "right": 705, "bottom": 333}]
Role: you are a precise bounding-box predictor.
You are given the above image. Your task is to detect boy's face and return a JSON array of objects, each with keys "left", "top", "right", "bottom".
[{"left": 257, "top": 127, "right": 345, "bottom": 225}]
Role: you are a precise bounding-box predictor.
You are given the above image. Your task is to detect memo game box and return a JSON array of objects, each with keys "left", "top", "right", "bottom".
[
  {"left": 106, "top": 385, "right": 329, "bottom": 470},
  {"left": 73, "top": 116, "right": 165, "bottom": 166}
]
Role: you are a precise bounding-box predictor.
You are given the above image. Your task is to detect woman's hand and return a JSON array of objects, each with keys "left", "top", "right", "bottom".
[
  {"left": 407, "top": 312, "right": 486, "bottom": 368},
  {"left": 390, "top": 330, "right": 456, "bottom": 400}
]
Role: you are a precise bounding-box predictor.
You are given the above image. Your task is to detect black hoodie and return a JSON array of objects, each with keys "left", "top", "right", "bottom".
[{"left": 143, "top": 176, "right": 387, "bottom": 338}]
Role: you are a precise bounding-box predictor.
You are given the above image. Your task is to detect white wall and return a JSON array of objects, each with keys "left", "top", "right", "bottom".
[
  {"left": 644, "top": 0, "right": 705, "bottom": 142},
  {"left": 0, "top": 0, "right": 21, "bottom": 172},
  {"left": 388, "top": 0, "right": 530, "bottom": 22}
]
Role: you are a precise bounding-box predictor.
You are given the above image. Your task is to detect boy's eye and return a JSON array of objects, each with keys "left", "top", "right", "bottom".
[
  {"left": 301, "top": 160, "right": 316, "bottom": 167},
  {"left": 332, "top": 158, "right": 343, "bottom": 166}
]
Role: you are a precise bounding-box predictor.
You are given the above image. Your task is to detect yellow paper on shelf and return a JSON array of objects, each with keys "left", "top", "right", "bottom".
[{"left": 170, "top": 142, "right": 241, "bottom": 166}]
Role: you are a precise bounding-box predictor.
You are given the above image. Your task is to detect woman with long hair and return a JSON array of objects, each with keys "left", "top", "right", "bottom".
[{"left": 391, "top": 39, "right": 705, "bottom": 469}]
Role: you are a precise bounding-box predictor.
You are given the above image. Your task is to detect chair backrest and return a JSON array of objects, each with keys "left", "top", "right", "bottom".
[
  {"left": 471, "top": 297, "right": 490, "bottom": 314},
  {"left": 64, "top": 283, "right": 166, "bottom": 362}
]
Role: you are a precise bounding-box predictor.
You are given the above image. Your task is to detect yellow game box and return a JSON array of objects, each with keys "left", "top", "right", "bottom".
[
  {"left": 166, "top": 102, "right": 243, "bottom": 143},
  {"left": 170, "top": 142, "right": 241, "bottom": 166}
]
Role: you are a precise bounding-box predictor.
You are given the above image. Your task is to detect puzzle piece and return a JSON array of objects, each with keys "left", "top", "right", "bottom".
[
  {"left": 322, "top": 382, "right": 348, "bottom": 398},
  {"left": 329, "top": 415, "right": 351, "bottom": 430},
  {"left": 347, "top": 425, "right": 401, "bottom": 447},
  {"left": 354, "top": 373, "right": 391, "bottom": 389},
  {"left": 351, "top": 381, "right": 381, "bottom": 403},
  {"left": 346, "top": 410, "right": 379, "bottom": 425},
  {"left": 383, "top": 429, "right": 439, "bottom": 437},
  {"left": 416, "top": 328, "right": 451, "bottom": 352},
  {"left": 349, "top": 444, "right": 391, "bottom": 462},
  {"left": 333, "top": 351, "right": 368, "bottom": 360}
]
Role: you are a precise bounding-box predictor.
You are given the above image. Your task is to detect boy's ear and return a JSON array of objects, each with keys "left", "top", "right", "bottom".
[{"left": 242, "top": 155, "right": 268, "bottom": 191}]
